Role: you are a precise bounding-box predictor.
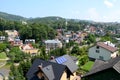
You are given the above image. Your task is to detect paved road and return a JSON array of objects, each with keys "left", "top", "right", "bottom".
[
  {"left": 0, "top": 58, "right": 10, "bottom": 80},
  {"left": 0, "top": 68, "right": 10, "bottom": 80}
]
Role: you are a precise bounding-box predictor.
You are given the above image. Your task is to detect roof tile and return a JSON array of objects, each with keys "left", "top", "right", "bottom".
[{"left": 97, "top": 42, "right": 117, "bottom": 52}]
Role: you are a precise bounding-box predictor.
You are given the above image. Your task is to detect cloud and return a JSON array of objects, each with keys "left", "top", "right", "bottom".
[
  {"left": 98, "top": 10, "right": 120, "bottom": 22},
  {"left": 86, "top": 8, "right": 120, "bottom": 22},
  {"left": 87, "top": 8, "right": 100, "bottom": 21},
  {"left": 104, "top": 0, "right": 113, "bottom": 8}
]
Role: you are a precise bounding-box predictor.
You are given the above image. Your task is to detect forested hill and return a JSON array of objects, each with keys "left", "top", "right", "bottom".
[
  {"left": 0, "top": 11, "right": 92, "bottom": 25},
  {"left": 1, "top": 11, "right": 120, "bottom": 31},
  {"left": 0, "top": 11, "right": 65, "bottom": 22},
  {"left": 28, "top": 16, "right": 65, "bottom": 23},
  {"left": 0, "top": 12, "right": 26, "bottom": 21}
]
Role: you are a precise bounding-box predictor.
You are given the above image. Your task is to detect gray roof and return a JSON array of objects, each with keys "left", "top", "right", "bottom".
[
  {"left": 83, "top": 56, "right": 120, "bottom": 77},
  {"left": 45, "top": 40, "right": 61, "bottom": 44},
  {"left": 42, "top": 65, "right": 54, "bottom": 80},
  {"left": 26, "top": 59, "right": 67, "bottom": 80},
  {"left": 91, "top": 60, "right": 107, "bottom": 70},
  {"left": 64, "top": 31, "right": 72, "bottom": 35},
  {"left": 50, "top": 55, "right": 78, "bottom": 73},
  {"left": 113, "top": 61, "right": 120, "bottom": 73},
  {"left": 70, "top": 56, "right": 78, "bottom": 63}
]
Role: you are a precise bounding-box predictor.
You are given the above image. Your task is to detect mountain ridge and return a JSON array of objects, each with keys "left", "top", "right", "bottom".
[
  {"left": 0, "top": 11, "right": 93, "bottom": 23},
  {"left": 0, "top": 11, "right": 118, "bottom": 24},
  {"left": 0, "top": 11, "right": 27, "bottom": 21}
]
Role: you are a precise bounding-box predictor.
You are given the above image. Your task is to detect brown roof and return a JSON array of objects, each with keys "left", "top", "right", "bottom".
[{"left": 97, "top": 42, "right": 118, "bottom": 52}]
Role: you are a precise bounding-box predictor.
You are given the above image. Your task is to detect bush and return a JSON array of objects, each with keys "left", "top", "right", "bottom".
[{"left": 78, "top": 55, "right": 89, "bottom": 66}]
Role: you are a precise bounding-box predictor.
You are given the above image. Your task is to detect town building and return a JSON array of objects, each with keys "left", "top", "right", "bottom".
[
  {"left": 5, "top": 30, "right": 19, "bottom": 42},
  {"left": 20, "top": 44, "right": 38, "bottom": 55},
  {"left": 44, "top": 39, "right": 62, "bottom": 53},
  {"left": 26, "top": 55, "right": 79, "bottom": 80},
  {"left": 0, "top": 36, "right": 6, "bottom": 42},
  {"left": 88, "top": 41, "right": 118, "bottom": 61},
  {"left": 10, "top": 37, "right": 23, "bottom": 46},
  {"left": 25, "top": 39, "right": 35, "bottom": 44},
  {"left": 50, "top": 55, "right": 79, "bottom": 80},
  {"left": 82, "top": 56, "right": 120, "bottom": 80}
]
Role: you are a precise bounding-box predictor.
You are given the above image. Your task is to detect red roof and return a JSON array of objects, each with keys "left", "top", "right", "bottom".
[
  {"left": 21, "top": 44, "right": 33, "bottom": 50},
  {"left": 97, "top": 42, "right": 118, "bottom": 52}
]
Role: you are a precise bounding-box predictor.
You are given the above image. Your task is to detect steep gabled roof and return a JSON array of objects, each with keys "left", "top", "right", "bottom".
[
  {"left": 83, "top": 56, "right": 120, "bottom": 77},
  {"left": 21, "top": 44, "right": 33, "bottom": 50},
  {"left": 113, "top": 61, "right": 120, "bottom": 73},
  {"left": 26, "top": 59, "right": 66, "bottom": 80},
  {"left": 50, "top": 55, "right": 78, "bottom": 73},
  {"left": 97, "top": 42, "right": 117, "bottom": 52}
]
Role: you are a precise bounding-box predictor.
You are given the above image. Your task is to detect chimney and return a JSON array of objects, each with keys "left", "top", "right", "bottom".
[
  {"left": 107, "top": 42, "right": 108, "bottom": 46},
  {"left": 38, "top": 63, "right": 43, "bottom": 69},
  {"left": 50, "top": 56, "right": 55, "bottom": 60}
]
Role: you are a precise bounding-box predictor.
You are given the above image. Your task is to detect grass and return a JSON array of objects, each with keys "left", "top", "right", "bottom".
[
  {"left": 0, "top": 52, "right": 7, "bottom": 59},
  {"left": 81, "top": 61, "right": 94, "bottom": 71},
  {"left": 0, "top": 60, "right": 6, "bottom": 69},
  {"left": 2, "top": 62, "right": 11, "bottom": 69}
]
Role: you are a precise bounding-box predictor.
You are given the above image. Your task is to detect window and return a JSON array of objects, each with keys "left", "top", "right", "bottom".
[
  {"left": 96, "top": 50, "right": 99, "bottom": 53},
  {"left": 96, "top": 46, "right": 99, "bottom": 49},
  {"left": 99, "top": 56, "right": 104, "bottom": 60}
]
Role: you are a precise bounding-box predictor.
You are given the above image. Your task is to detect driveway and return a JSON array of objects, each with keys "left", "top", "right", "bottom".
[{"left": 0, "top": 68, "right": 10, "bottom": 80}]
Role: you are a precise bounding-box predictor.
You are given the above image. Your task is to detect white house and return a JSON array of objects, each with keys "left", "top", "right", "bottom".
[
  {"left": 5, "top": 30, "right": 19, "bottom": 42},
  {"left": 88, "top": 41, "right": 118, "bottom": 61},
  {"left": 44, "top": 39, "right": 62, "bottom": 52},
  {"left": 0, "top": 36, "right": 5, "bottom": 41}
]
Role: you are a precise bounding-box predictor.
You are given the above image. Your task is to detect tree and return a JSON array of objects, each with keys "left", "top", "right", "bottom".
[
  {"left": 9, "top": 63, "right": 25, "bottom": 80},
  {"left": 85, "top": 34, "right": 96, "bottom": 44},
  {"left": 19, "top": 23, "right": 56, "bottom": 42},
  {"left": 0, "top": 43, "right": 7, "bottom": 52},
  {"left": 71, "top": 45, "right": 80, "bottom": 55},
  {"left": 78, "top": 55, "right": 89, "bottom": 66},
  {"left": 66, "top": 40, "right": 75, "bottom": 48},
  {"left": 79, "top": 46, "right": 88, "bottom": 55},
  {"left": 60, "top": 47, "right": 67, "bottom": 56},
  {"left": 18, "top": 59, "right": 31, "bottom": 77},
  {"left": 9, "top": 47, "right": 26, "bottom": 63}
]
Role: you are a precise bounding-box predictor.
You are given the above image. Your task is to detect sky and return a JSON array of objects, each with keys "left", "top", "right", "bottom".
[{"left": 0, "top": 0, "right": 120, "bottom": 22}]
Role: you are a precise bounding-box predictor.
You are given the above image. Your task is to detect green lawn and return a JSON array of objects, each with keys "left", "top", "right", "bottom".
[
  {"left": 0, "top": 52, "right": 7, "bottom": 59},
  {"left": 81, "top": 61, "right": 94, "bottom": 71},
  {"left": 2, "top": 62, "right": 11, "bottom": 69}
]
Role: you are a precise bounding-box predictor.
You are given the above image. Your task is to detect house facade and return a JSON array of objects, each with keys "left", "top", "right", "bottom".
[
  {"left": 10, "top": 38, "right": 23, "bottom": 46},
  {"left": 5, "top": 30, "right": 19, "bottom": 42},
  {"left": 25, "top": 39, "right": 35, "bottom": 44},
  {"left": 88, "top": 41, "right": 118, "bottom": 61},
  {"left": 20, "top": 44, "right": 38, "bottom": 55},
  {"left": 44, "top": 39, "right": 62, "bottom": 52},
  {"left": 0, "top": 36, "right": 6, "bottom": 42}
]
